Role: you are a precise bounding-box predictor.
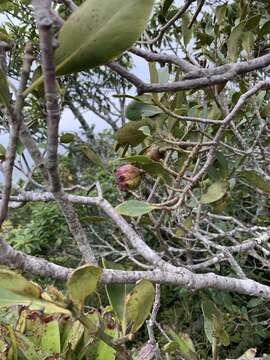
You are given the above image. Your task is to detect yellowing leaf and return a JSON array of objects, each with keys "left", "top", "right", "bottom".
[
  {"left": 67, "top": 265, "right": 102, "bottom": 307},
  {"left": 125, "top": 280, "right": 155, "bottom": 334},
  {"left": 0, "top": 269, "right": 41, "bottom": 298}
]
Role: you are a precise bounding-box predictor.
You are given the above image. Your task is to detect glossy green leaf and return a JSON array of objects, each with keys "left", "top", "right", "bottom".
[
  {"left": 27, "top": 0, "right": 154, "bottom": 93},
  {"left": 115, "top": 200, "right": 155, "bottom": 217},
  {"left": 259, "top": 20, "right": 270, "bottom": 37},
  {"left": 239, "top": 170, "right": 270, "bottom": 193},
  {"left": 103, "top": 259, "right": 134, "bottom": 324},
  {"left": 41, "top": 319, "right": 60, "bottom": 354},
  {"left": 123, "top": 155, "right": 171, "bottom": 183},
  {"left": 67, "top": 265, "right": 102, "bottom": 307},
  {"left": 125, "top": 100, "right": 162, "bottom": 121},
  {"left": 200, "top": 181, "right": 228, "bottom": 204},
  {"left": 125, "top": 280, "right": 155, "bottom": 333}
]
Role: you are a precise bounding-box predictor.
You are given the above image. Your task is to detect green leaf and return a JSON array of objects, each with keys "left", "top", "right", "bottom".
[
  {"left": 0, "top": 269, "right": 41, "bottom": 298},
  {"left": 125, "top": 280, "right": 155, "bottom": 333},
  {"left": 201, "top": 300, "right": 229, "bottom": 346},
  {"left": 227, "top": 22, "right": 245, "bottom": 62},
  {"left": 238, "top": 170, "right": 270, "bottom": 193},
  {"left": 182, "top": 13, "right": 192, "bottom": 47},
  {"left": 242, "top": 32, "right": 254, "bottom": 54},
  {"left": 27, "top": 0, "right": 155, "bottom": 92},
  {"left": 115, "top": 119, "right": 150, "bottom": 147},
  {"left": 67, "top": 265, "right": 102, "bottom": 307},
  {"left": 259, "top": 20, "right": 270, "bottom": 37},
  {"left": 60, "top": 132, "right": 76, "bottom": 144},
  {"left": 215, "top": 4, "right": 227, "bottom": 25},
  {"left": 0, "top": 67, "right": 11, "bottom": 108},
  {"left": 245, "top": 15, "right": 261, "bottom": 31},
  {"left": 15, "top": 332, "right": 40, "bottom": 360},
  {"left": 0, "top": 144, "right": 6, "bottom": 161},
  {"left": 76, "top": 144, "right": 105, "bottom": 168},
  {"left": 0, "top": 288, "right": 70, "bottom": 315},
  {"left": 95, "top": 339, "right": 116, "bottom": 360},
  {"left": 103, "top": 259, "right": 134, "bottom": 324},
  {"left": 63, "top": 320, "right": 85, "bottom": 352},
  {"left": 162, "top": 0, "right": 174, "bottom": 16},
  {"left": 247, "top": 297, "right": 265, "bottom": 308},
  {"left": 115, "top": 200, "right": 155, "bottom": 217},
  {"left": 41, "top": 319, "right": 60, "bottom": 354},
  {"left": 123, "top": 155, "right": 171, "bottom": 183},
  {"left": 166, "top": 329, "right": 198, "bottom": 360},
  {"left": 200, "top": 181, "right": 228, "bottom": 204},
  {"left": 125, "top": 100, "right": 162, "bottom": 121}
]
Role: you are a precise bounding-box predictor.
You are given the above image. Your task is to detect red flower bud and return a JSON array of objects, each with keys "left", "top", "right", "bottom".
[
  {"left": 145, "top": 146, "right": 165, "bottom": 162},
  {"left": 115, "top": 164, "right": 141, "bottom": 191}
]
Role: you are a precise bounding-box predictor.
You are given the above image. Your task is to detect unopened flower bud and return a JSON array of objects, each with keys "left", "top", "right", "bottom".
[
  {"left": 115, "top": 164, "right": 142, "bottom": 191},
  {"left": 145, "top": 146, "right": 165, "bottom": 162}
]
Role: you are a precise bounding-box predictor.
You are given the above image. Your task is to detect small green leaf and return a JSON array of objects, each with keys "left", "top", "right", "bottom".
[
  {"left": 62, "top": 320, "right": 85, "bottom": 352},
  {"left": 125, "top": 280, "right": 155, "bottom": 333},
  {"left": 259, "top": 20, "right": 270, "bottom": 37},
  {"left": 166, "top": 329, "right": 198, "bottom": 359},
  {"left": 235, "top": 348, "right": 257, "bottom": 360},
  {"left": 238, "top": 170, "right": 270, "bottom": 193},
  {"left": 67, "top": 265, "right": 102, "bottom": 307},
  {"left": 125, "top": 100, "right": 162, "bottom": 121},
  {"left": 201, "top": 181, "right": 228, "bottom": 204},
  {"left": 60, "top": 132, "right": 76, "bottom": 144},
  {"left": 115, "top": 200, "right": 155, "bottom": 217}
]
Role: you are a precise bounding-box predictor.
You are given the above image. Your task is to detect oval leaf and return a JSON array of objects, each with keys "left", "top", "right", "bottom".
[
  {"left": 126, "top": 101, "right": 163, "bottom": 121},
  {"left": 67, "top": 265, "right": 102, "bottom": 306},
  {"left": 201, "top": 181, "right": 227, "bottom": 204},
  {"left": 125, "top": 280, "right": 155, "bottom": 333},
  {"left": 238, "top": 170, "right": 270, "bottom": 193},
  {"left": 115, "top": 200, "right": 155, "bottom": 217}
]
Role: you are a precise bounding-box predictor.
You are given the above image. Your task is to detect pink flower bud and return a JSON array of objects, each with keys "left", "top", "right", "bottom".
[{"left": 115, "top": 164, "right": 141, "bottom": 191}]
